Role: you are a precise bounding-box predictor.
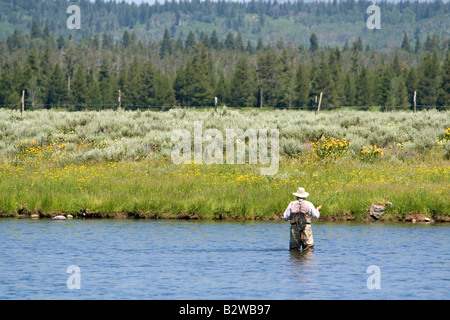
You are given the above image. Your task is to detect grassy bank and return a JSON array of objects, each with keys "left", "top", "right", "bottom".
[{"left": 0, "top": 108, "right": 449, "bottom": 221}]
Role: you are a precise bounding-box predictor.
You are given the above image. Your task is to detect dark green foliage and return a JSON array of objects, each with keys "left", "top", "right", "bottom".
[
  {"left": 71, "top": 64, "right": 88, "bottom": 109},
  {"left": 0, "top": 0, "right": 449, "bottom": 110},
  {"left": 229, "top": 55, "right": 256, "bottom": 107},
  {"left": 45, "top": 64, "right": 67, "bottom": 108},
  {"left": 311, "top": 53, "right": 334, "bottom": 106},
  {"left": 160, "top": 29, "right": 173, "bottom": 58},
  {"left": 257, "top": 51, "right": 280, "bottom": 108},
  {"left": 140, "top": 61, "right": 173, "bottom": 107},
  {"left": 309, "top": 33, "right": 319, "bottom": 52},
  {"left": 294, "top": 63, "right": 310, "bottom": 108},
  {"left": 373, "top": 66, "right": 392, "bottom": 107},
  {"left": 174, "top": 44, "right": 215, "bottom": 107},
  {"left": 185, "top": 31, "right": 196, "bottom": 50},
  {"left": 417, "top": 51, "right": 441, "bottom": 106},
  {"left": 355, "top": 67, "right": 372, "bottom": 107},
  {"left": 401, "top": 32, "right": 412, "bottom": 53},
  {"left": 437, "top": 51, "right": 450, "bottom": 106},
  {"left": 0, "top": 63, "right": 20, "bottom": 108}
]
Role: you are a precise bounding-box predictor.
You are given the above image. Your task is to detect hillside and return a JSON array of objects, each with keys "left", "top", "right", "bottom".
[
  {"left": 0, "top": 0, "right": 449, "bottom": 110},
  {"left": 0, "top": 0, "right": 449, "bottom": 50}
]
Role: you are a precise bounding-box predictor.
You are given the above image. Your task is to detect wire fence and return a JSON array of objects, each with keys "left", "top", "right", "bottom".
[{"left": 0, "top": 103, "right": 448, "bottom": 112}]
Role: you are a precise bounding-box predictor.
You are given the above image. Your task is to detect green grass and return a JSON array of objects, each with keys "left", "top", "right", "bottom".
[{"left": 0, "top": 108, "right": 448, "bottom": 221}]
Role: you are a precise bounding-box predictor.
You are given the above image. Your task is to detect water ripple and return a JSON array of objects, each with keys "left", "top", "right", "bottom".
[{"left": 0, "top": 219, "right": 448, "bottom": 299}]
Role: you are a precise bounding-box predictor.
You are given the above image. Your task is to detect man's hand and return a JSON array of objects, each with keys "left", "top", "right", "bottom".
[{"left": 316, "top": 205, "right": 322, "bottom": 211}]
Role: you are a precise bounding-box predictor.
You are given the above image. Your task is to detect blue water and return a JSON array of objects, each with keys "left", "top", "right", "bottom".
[{"left": 0, "top": 219, "right": 448, "bottom": 300}]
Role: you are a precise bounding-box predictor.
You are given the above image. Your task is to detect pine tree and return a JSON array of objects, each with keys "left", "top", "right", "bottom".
[
  {"left": 21, "top": 48, "right": 40, "bottom": 108},
  {"left": 256, "top": 37, "right": 264, "bottom": 51},
  {"left": 417, "top": 50, "right": 441, "bottom": 106},
  {"left": 437, "top": 51, "right": 450, "bottom": 107},
  {"left": 71, "top": 64, "right": 88, "bottom": 109},
  {"left": 243, "top": 41, "right": 252, "bottom": 54},
  {"left": 277, "top": 50, "right": 295, "bottom": 108},
  {"left": 185, "top": 31, "right": 196, "bottom": 50},
  {"left": 309, "top": 33, "right": 319, "bottom": 52},
  {"left": 355, "top": 67, "right": 372, "bottom": 107},
  {"left": 328, "top": 47, "right": 344, "bottom": 106},
  {"left": 373, "top": 66, "right": 392, "bottom": 107},
  {"left": 215, "top": 71, "right": 230, "bottom": 106},
  {"left": 235, "top": 32, "right": 244, "bottom": 52},
  {"left": 160, "top": 29, "right": 173, "bottom": 58},
  {"left": 199, "top": 32, "right": 210, "bottom": 48},
  {"left": 24, "top": 48, "right": 39, "bottom": 79},
  {"left": 424, "top": 34, "right": 439, "bottom": 52},
  {"left": 401, "top": 32, "right": 412, "bottom": 52},
  {"left": 30, "top": 20, "right": 41, "bottom": 39},
  {"left": 138, "top": 60, "right": 174, "bottom": 107},
  {"left": 229, "top": 55, "right": 256, "bottom": 107},
  {"left": 174, "top": 44, "right": 215, "bottom": 107},
  {"left": 174, "top": 61, "right": 195, "bottom": 106},
  {"left": 391, "top": 76, "right": 409, "bottom": 108},
  {"left": 0, "top": 63, "right": 20, "bottom": 108},
  {"left": 352, "top": 37, "right": 364, "bottom": 52},
  {"left": 153, "top": 72, "right": 175, "bottom": 107},
  {"left": 209, "top": 30, "right": 220, "bottom": 50},
  {"left": 414, "top": 36, "right": 421, "bottom": 53},
  {"left": 38, "top": 46, "right": 53, "bottom": 107},
  {"left": 86, "top": 72, "right": 102, "bottom": 109},
  {"left": 122, "top": 30, "right": 130, "bottom": 48},
  {"left": 391, "top": 54, "right": 402, "bottom": 77},
  {"left": 405, "top": 67, "right": 418, "bottom": 108},
  {"left": 190, "top": 44, "right": 216, "bottom": 106},
  {"left": 98, "top": 60, "right": 115, "bottom": 106},
  {"left": 350, "top": 42, "right": 360, "bottom": 75},
  {"left": 311, "top": 53, "right": 334, "bottom": 106},
  {"left": 257, "top": 50, "right": 279, "bottom": 108},
  {"left": 123, "top": 58, "right": 141, "bottom": 108},
  {"left": 139, "top": 61, "right": 159, "bottom": 106},
  {"left": 294, "top": 62, "right": 310, "bottom": 108},
  {"left": 46, "top": 64, "right": 67, "bottom": 108},
  {"left": 224, "top": 32, "right": 235, "bottom": 50},
  {"left": 7, "top": 30, "right": 25, "bottom": 51},
  {"left": 343, "top": 73, "right": 356, "bottom": 106}
]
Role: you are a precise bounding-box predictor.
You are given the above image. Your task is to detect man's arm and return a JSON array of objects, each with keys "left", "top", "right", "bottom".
[
  {"left": 309, "top": 203, "right": 321, "bottom": 219},
  {"left": 282, "top": 203, "right": 292, "bottom": 221}
]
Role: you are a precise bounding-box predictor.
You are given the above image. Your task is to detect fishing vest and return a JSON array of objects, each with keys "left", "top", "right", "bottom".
[{"left": 290, "top": 199, "right": 311, "bottom": 224}]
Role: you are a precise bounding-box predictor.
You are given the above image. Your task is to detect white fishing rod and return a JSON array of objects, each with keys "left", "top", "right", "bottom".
[{"left": 321, "top": 163, "right": 366, "bottom": 206}]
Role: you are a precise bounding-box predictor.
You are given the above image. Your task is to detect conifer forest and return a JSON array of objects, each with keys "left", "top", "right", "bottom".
[{"left": 0, "top": 0, "right": 449, "bottom": 110}]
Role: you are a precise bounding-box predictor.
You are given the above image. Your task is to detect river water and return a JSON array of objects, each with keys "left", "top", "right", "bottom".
[{"left": 0, "top": 219, "right": 448, "bottom": 300}]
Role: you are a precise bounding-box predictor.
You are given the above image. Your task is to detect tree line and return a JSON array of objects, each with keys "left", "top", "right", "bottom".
[
  {"left": 0, "top": 22, "right": 449, "bottom": 110},
  {"left": 2, "top": 0, "right": 450, "bottom": 50},
  {"left": 3, "top": 0, "right": 449, "bottom": 33}
]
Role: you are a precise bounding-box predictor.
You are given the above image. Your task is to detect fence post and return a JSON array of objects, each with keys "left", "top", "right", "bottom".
[
  {"left": 118, "top": 90, "right": 121, "bottom": 109},
  {"left": 21, "top": 90, "right": 25, "bottom": 114},
  {"left": 316, "top": 92, "right": 323, "bottom": 115},
  {"left": 413, "top": 91, "right": 416, "bottom": 113},
  {"left": 260, "top": 87, "right": 263, "bottom": 108},
  {"left": 68, "top": 76, "right": 71, "bottom": 96}
]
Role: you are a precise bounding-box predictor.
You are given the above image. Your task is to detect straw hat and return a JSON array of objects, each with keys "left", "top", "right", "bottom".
[{"left": 293, "top": 187, "right": 309, "bottom": 198}]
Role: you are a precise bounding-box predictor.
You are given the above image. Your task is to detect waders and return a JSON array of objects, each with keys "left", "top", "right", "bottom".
[{"left": 289, "top": 200, "right": 314, "bottom": 252}]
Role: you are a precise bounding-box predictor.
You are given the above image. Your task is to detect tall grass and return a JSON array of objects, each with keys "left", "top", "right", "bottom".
[{"left": 0, "top": 108, "right": 448, "bottom": 220}]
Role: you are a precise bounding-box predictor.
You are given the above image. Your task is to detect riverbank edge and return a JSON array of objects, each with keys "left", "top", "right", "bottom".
[{"left": 1, "top": 210, "right": 449, "bottom": 223}]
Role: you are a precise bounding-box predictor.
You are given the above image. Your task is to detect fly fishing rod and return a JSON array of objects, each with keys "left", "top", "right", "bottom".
[{"left": 321, "top": 163, "right": 366, "bottom": 206}]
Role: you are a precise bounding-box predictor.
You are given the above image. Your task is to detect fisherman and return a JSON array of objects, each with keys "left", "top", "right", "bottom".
[{"left": 283, "top": 187, "right": 321, "bottom": 252}]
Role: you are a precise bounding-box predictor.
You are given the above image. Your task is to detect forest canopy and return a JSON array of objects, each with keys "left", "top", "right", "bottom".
[{"left": 0, "top": 0, "right": 449, "bottom": 110}]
